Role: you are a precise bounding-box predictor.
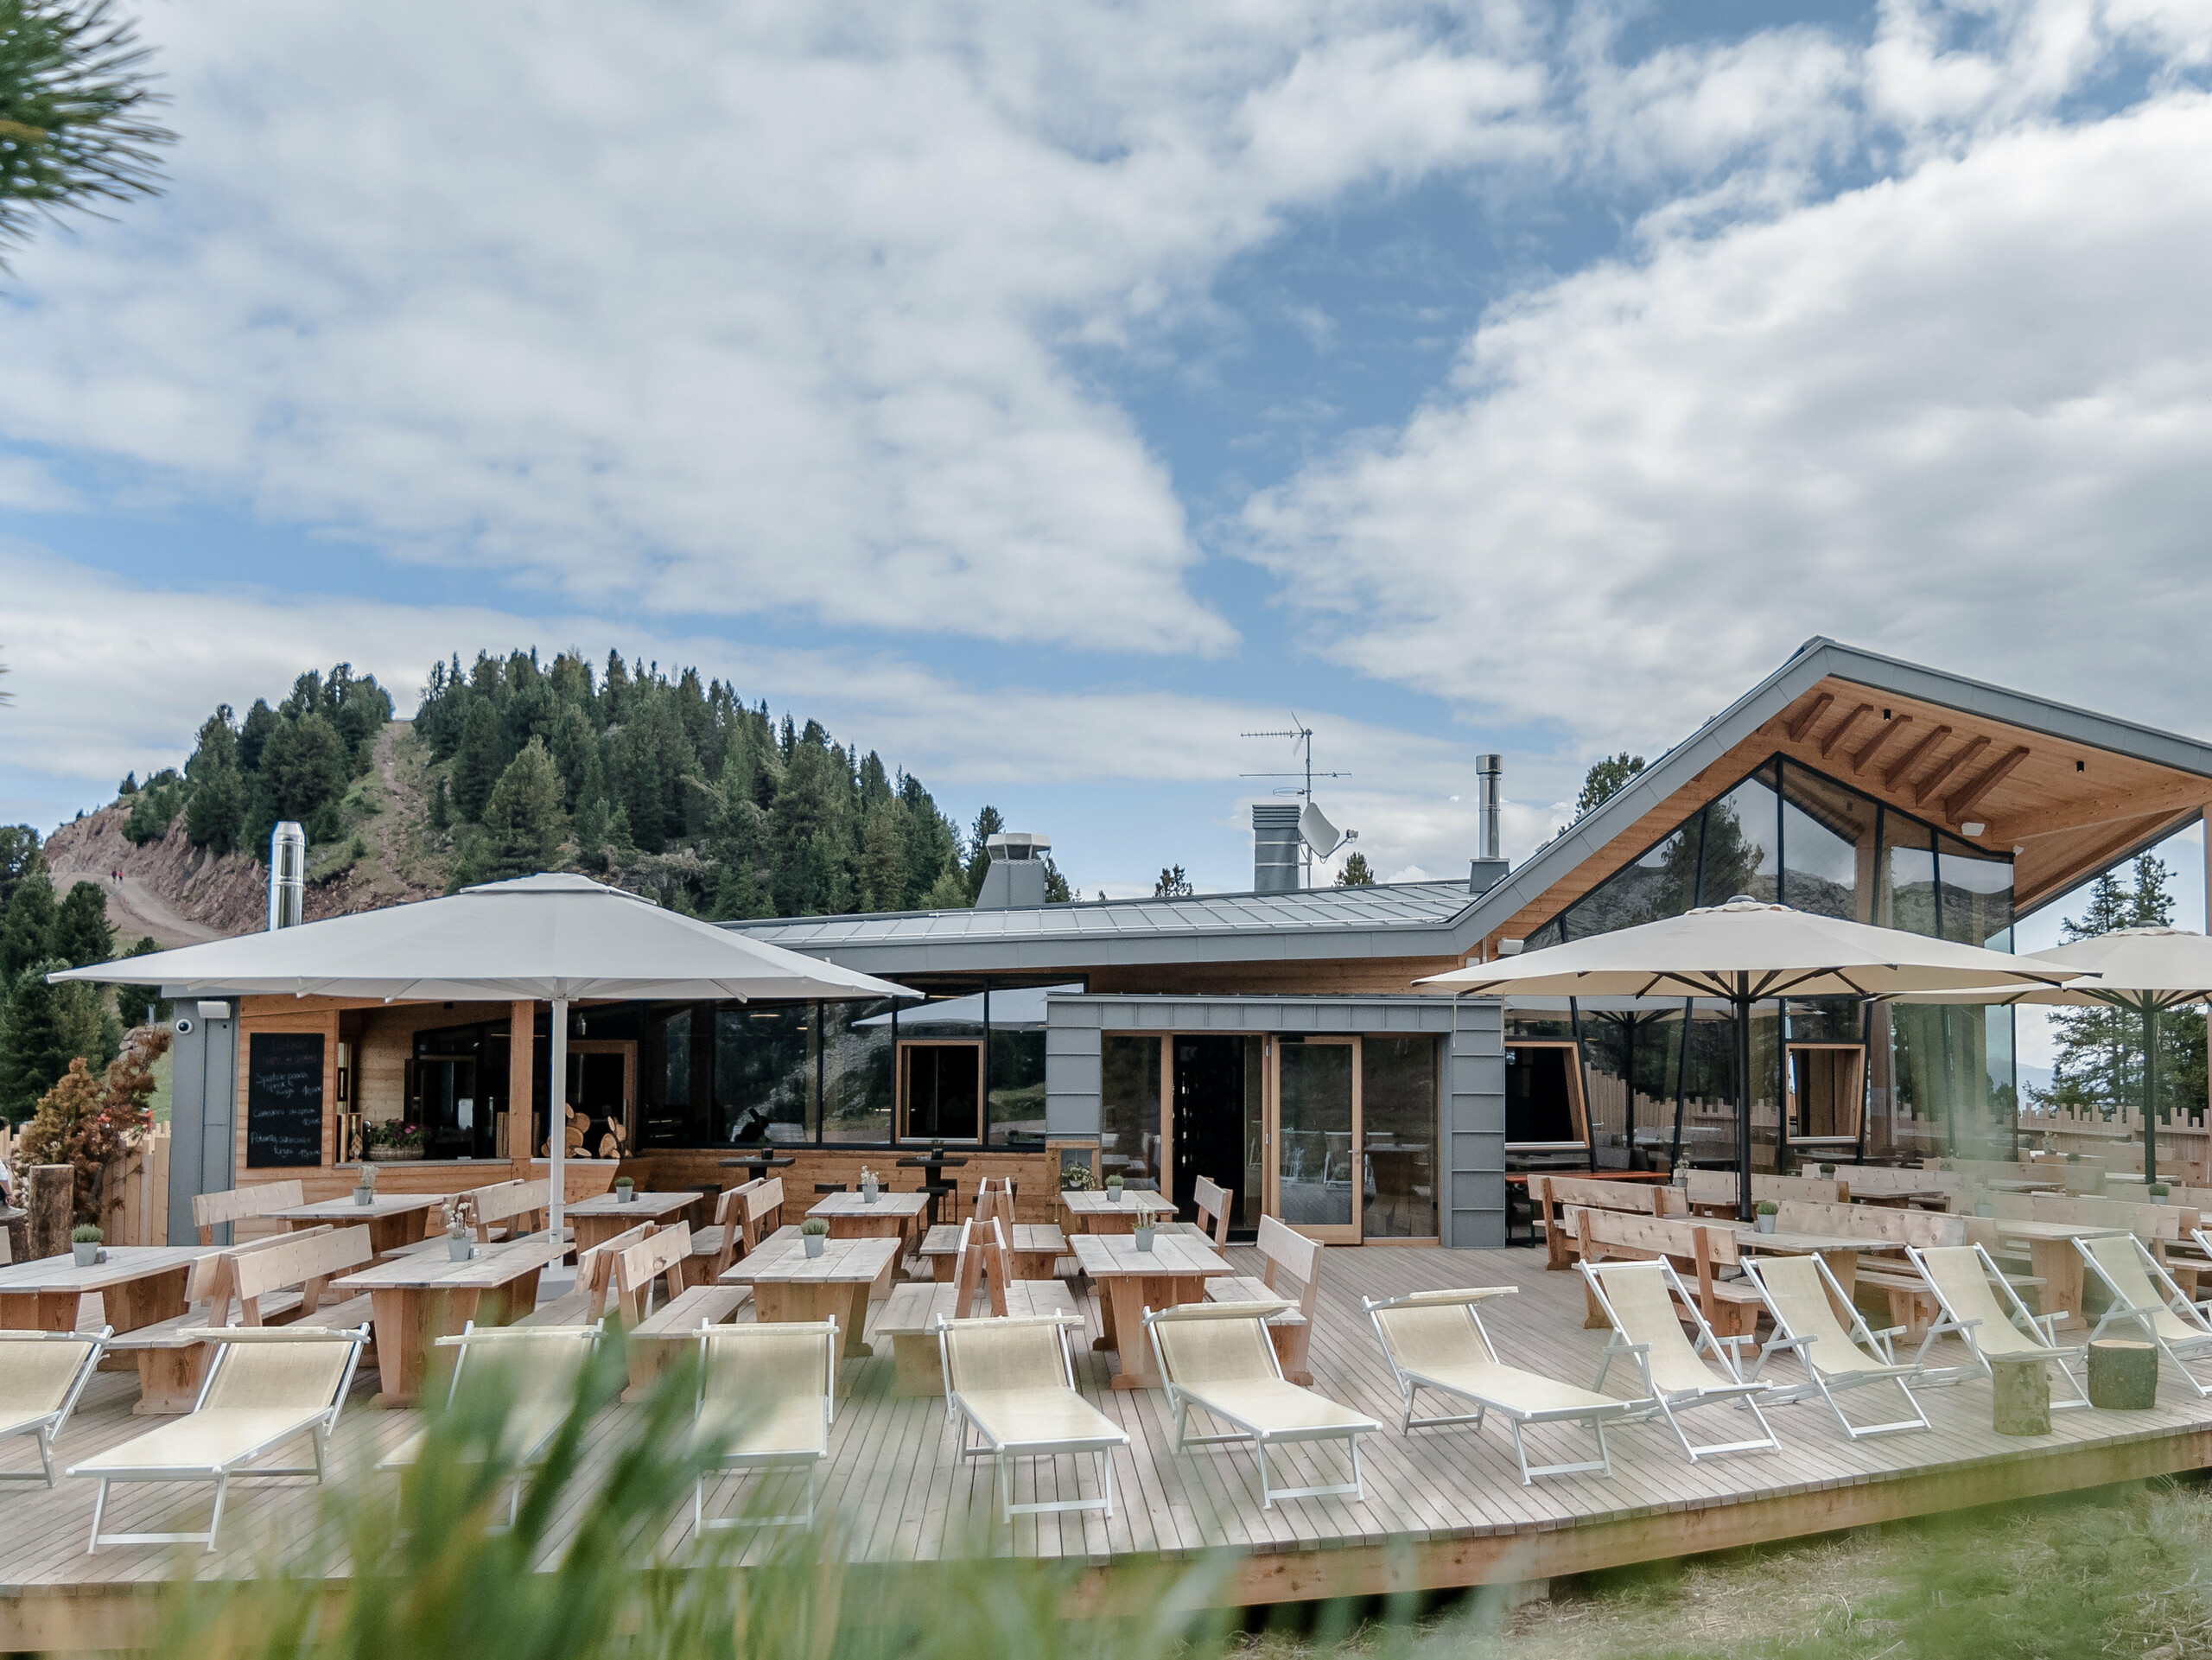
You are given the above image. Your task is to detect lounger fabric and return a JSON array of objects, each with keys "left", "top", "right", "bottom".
[
  {"left": 1152, "top": 1311, "right": 1369, "bottom": 1433},
  {"left": 0, "top": 1332, "right": 101, "bottom": 1441},
  {"left": 1371, "top": 1302, "right": 1618, "bottom": 1418},
  {"left": 382, "top": 1325, "right": 601, "bottom": 1470},
  {"left": 1588, "top": 1263, "right": 1736, "bottom": 1396},
  {"left": 1581, "top": 1261, "right": 1779, "bottom": 1463},
  {"left": 2083, "top": 1235, "right": 2210, "bottom": 1345},
  {"left": 940, "top": 1315, "right": 1126, "bottom": 1519},
  {"left": 696, "top": 1326, "right": 833, "bottom": 1460},
  {"left": 1746, "top": 1255, "right": 1929, "bottom": 1439},
  {"left": 1916, "top": 1247, "right": 2061, "bottom": 1359}
]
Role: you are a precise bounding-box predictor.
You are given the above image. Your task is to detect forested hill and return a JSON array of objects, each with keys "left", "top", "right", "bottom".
[{"left": 48, "top": 648, "right": 1065, "bottom": 931}]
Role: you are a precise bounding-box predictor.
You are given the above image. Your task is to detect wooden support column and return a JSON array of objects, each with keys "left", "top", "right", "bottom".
[{"left": 510, "top": 1000, "right": 536, "bottom": 1176}]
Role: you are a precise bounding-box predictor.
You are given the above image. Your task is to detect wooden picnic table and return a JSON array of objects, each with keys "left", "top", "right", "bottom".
[
  {"left": 717, "top": 1153, "right": 797, "bottom": 1179},
  {"left": 1986, "top": 1177, "right": 2064, "bottom": 1194},
  {"left": 1992, "top": 1218, "right": 2126, "bottom": 1328},
  {"left": 806, "top": 1190, "right": 929, "bottom": 1243},
  {"left": 721, "top": 1232, "right": 900, "bottom": 1365},
  {"left": 269, "top": 1192, "right": 448, "bottom": 1256},
  {"left": 1731, "top": 1225, "right": 1904, "bottom": 1297},
  {"left": 332, "top": 1236, "right": 569, "bottom": 1407},
  {"left": 0, "top": 1245, "right": 220, "bottom": 1338},
  {"left": 564, "top": 1189, "right": 705, "bottom": 1251},
  {"left": 1070, "top": 1232, "right": 1236, "bottom": 1390},
  {"left": 1061, "top": 1189, "right": 1177, "bottom": 1236}
]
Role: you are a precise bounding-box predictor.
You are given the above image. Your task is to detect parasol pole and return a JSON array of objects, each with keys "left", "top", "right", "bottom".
[
  {"left": 550, "top": 995, "right": 568, "bottom": 1237},
  {"left": 1735, "top": 974, "right": 1755, "bottom": 1222},
  {"left": 2144, "top": 1000, "right": 2159, "bottom": 1186}
]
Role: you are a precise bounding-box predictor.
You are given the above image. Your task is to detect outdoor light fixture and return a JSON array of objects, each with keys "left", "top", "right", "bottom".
[
  {"left": 1499, "top": 938, "right": 1525, "bottom": 956},
  {"left": 1960, "top": 821, "right": 1986, "bottom": 836}
]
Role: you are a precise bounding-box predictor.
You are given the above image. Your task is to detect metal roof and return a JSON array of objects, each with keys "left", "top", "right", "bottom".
[{"left": 720, "top": 638, "right": 2212, "bottom": 977}]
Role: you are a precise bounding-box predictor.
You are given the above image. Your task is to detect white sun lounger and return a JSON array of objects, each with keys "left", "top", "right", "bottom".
[
  {"left": 2077, "top": 1232, "right": 2212, "bottom": 1396},
  {"left": 692, "top": 1320, "right": 837, "bottom": 1530},
  {"left": 1742, "top": 1254, "right": 1930, "bottom": 1439},
  {"left": 378, "top": 1321, "right": 605, "bottom": 1528},
  {"left": 937, "top": 1313, "right": 1129, "bottom": 1521},
  {"left": 0, "top": 1327, "right": 109, "bottom": 1487},
  {"left": 1144, "top": 1299, "right": 1380, "bottom": 1509},
  {"left": 1580, "top": 1259, "right": 1779, "bottom": 1462},
  {"left": 1364, "top": 1287, "right": 1625, "bottom": 1484},
  {"left": 1906, "top": 1243, "right": 2088, "bottom": 1408},
  {"left": 67, "top": 1324, "right": 369, "bottom": 1553}
]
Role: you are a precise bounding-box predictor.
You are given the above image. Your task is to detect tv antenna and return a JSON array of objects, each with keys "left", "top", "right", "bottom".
[{"left": 1241, "top": 715, "right": 1355, "bottom": 887}]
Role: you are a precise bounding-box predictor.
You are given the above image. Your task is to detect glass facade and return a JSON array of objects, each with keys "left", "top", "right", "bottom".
[
  {"left": 1362, "top": 1036, "right": 1438, "bottom": 1238},
  {"left": 1100, "top": 1035, "right": 1162, "bottom": 1186},
  {"left": 1522, "top": 751, "right": 2018, "bottom": 1167}
]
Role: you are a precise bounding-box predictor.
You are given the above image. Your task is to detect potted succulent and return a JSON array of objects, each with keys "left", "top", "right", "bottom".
[
  {"left": 1754, "top": 1200, "right": 1779, "bottom": 1235},
  {"left": 72, "top": 1224, "right": 103, "bottom": 1267},
  {"left": 2150, "top": 1183, "right": 2171, "bottom": 1205},
  {"left": 1106, "top": 1172, "right": 1126, "bottom": 1204},
  {"left": 801, "top": 1217, "right": 830, "bottom": 1259},
  {"left": 1133, "top": 1219, "right": 1156, "bottom": 1253},
  {"left": 860, "top": 1167, "right": 880, "bottom": 1204},
  {"left": 614, "top": 1175, "right": 636, "bottom": 1205},
  {"left": 1818, "top": 1163, "right": 1836, "bottom": 1180},
  {"left": 353, "top": 1163, "right": 378, "bottom": 1206}
]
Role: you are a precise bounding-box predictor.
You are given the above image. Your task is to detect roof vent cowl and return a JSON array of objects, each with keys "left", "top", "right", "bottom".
[{"left": 976, "top": 831, "right": 1052, "bottom": 910}]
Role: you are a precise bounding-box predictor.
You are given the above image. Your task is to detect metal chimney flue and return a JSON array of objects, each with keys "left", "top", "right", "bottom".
[
  {"left": 269, "top": 822, "right": 305, "bottom": 930},
  {"left": 1252, "top": 804, "right": 1302, "bottom": 894},
  {"left": 975, "top": 831, "right": 1051, "bottom": 910},
  {"left": 1469, "top": 754, "right": 1507, "bottom": 894}
]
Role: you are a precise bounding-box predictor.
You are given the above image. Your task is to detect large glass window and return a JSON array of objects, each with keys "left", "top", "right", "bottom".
[
  {"left": 901, "top": 1043, "right": 981, "bottom": 1140},
  {"left": 1936, "top": 833, "right": 2014, "bottom": 948},
  {"left": 1569, "top": 820, "right": 1703, "bottom": 936},
  {"left": 1780, "top": 762, "right": 1872, "bottom": 919},
  {"left": 1700, "top": 767, "right": 1780, "bottom": 904},
  {"left": 639, "top": 1005, "right": 712, "bottom": 1148},
  {"left": 988, "top": 1027, "right": 1048, "bottom": 1146},
  {"left": 1100, "top": 1035, "right": 1161, "bottom": 1186},
  {"left": 713, "top": 1006, "right": 811, "bottom": 1144},
  {"left": 821, "top": 1000, "right": 893, "bottom": 1143},
  {"left": 1878, "top": 816, "right": 1938, "bottom": 936},
  {"left": 1362, "top": 1037, "right": 1438, "bottom": 1238}
]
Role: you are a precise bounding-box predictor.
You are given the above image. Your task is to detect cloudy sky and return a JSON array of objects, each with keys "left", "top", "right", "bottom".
[{"left": 3, "top": 0, "right": 2210, "bottom": 932}]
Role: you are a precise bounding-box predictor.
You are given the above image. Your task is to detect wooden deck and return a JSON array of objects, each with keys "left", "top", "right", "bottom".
[{"left": 6, "top": 1243, "right": 2211, "bottom": 1648}]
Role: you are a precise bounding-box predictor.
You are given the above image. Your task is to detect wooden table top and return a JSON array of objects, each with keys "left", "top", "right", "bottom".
[
  {"left": 332, "top": 1237, "right": 569, "bottom": 1292},
  {"left": 566, "top": 1190, "right": 701, "bottom": 1217},
  {"left": 1731, "top": 1227, "right": 1903, "bottom": 1255},
  {"left": 269, "top": 1193, "right": 450, "bottom": 1221},
  {"left": 1993, "top": 1218, "right": 2131, "bottom": 1241},
  {"left": 1070, "top": 1233, "right": 1233, "bottom": 1279},
  {"left": 807, "top": 1192, "right": 930, "bottom": 1219},
  {"left": 0, "top": 1245, "right": 217, "bottom": 1294},
  {"left": 721, "top": 1235, "right": 899, "bottom": 1286},
  {"left": 1063, "top": 1190, "right": 1177, "bottom": 1218}
]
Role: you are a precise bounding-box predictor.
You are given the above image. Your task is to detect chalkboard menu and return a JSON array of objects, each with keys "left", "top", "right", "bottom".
[{"left": 247, "top": 1032, "right": 326, "bottom": 1168}]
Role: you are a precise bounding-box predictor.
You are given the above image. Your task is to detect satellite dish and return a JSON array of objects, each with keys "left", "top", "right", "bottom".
[{"left": 1299, "top": 801, "right": 1345, "bottom": 857}]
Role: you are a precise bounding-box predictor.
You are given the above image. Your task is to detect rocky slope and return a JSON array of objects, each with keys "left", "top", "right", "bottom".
[{"left": 43, "top": 722, "right": 448, "bottom": 944}]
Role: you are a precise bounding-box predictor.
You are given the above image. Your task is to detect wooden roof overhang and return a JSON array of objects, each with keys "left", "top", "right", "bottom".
[{"left": 1471, "top": 646, "right": 2212, "bottom": 959}]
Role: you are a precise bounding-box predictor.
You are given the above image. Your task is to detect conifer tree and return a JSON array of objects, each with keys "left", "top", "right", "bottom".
[
  {"left": 0, "top": 957, "right": 109, "bottom": 1122},
  {"left": 450, "top": 700, "right": 504, "bottom": 822},
  {"left": 48, "top": 880, "right": 112, "bottom": 969},
  {"left": 479, "top": 738, "right": 567, "bottom": 881}
]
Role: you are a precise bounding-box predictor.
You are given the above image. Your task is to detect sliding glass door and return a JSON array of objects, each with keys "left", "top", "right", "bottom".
[{"left": 1274, "top": 1038, "right": 1359, "bottom": 1243}]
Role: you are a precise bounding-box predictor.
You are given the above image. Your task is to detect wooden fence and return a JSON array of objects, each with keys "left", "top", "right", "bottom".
[{"left": 100, "top": 1123, "right": 170, "bottom": 1247}]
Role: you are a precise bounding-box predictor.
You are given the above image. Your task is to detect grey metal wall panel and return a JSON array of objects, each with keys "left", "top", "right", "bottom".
[
  {"left": 167, "top": 1006, "right": 238, "bottom": 1246},
  {"left": 1446, "top": 1001, "right": 1506, "bottom": 1249},
  {"left": 1044, "top": 1021, "right": 1102, "bottom": 1138}
]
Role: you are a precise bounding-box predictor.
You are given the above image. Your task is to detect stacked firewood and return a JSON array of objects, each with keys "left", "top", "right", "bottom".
[{"left": 541, "top": 1104, "right": 630, "bottom": 1161}]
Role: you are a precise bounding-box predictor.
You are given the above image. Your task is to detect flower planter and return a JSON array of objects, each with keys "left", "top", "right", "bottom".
[
  {"left": 1755, "top": 1214, "right": 1777, "bottom": 1234},
  {"left": 1133, "top": 1228, "right": 1155, "bottom": 1253},
  {"left": 615, "top": 1187, "right": 636, "bottom": 1205},
  {"left": 803, "top": 1235, "right": 826, "bottom": 1259},
  {"left": 353, "top": 1186, "right": 375, "bottom": 1206},
  {"left": 367, "top": 1146, "right": 424, "bottom": 1162},
  {"left": 73, "top": 1243, "right": 100, "bottom": 1267},
  {"left": 448, "top": 1237, "right": 474, "bottom": 1262},
  {"left": 861, "top": 1182, "right": 879, "bottom": 1204}
]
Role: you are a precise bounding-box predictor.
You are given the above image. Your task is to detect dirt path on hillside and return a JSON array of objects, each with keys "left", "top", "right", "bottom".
[{"left": 42, "top": 858, "right": 224, "bottom": 949}]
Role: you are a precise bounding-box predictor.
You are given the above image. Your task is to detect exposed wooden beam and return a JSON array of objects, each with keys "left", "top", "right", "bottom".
[
  {"left": 1882, "top": 723, "right": 1950, "bottom": 792},
  {"left": 1914, "top": 735, "right": 1988, "bottom": 806},
  {"left": 1784, "top": 692, "right": 1834, "bottom": 745},
  {"left": 1943, "top": 746, "right": 2031, "bottom": 825},
  {"left": 1852, "top": 713, "right": 1910, "bottom": 776},
  {"left": 1820, "top": 703, "right": 1875, "bottom": 760},
  {"left": 1989, "top": 777, "right": 2212, "bottom": 843}
]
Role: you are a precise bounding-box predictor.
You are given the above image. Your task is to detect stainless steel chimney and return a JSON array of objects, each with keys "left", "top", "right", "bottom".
[
  {"left": 1469, "top": 754, "right": 1507, "bottom": 894},
  {"left": 269, "top": 821, "right": 306, "bottom": 930},
  {"left": 1252, "top": 804, "right": 1302, "bottom": 894}
]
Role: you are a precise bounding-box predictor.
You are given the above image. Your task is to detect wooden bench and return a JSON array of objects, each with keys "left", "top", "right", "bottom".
[
  {"left": 622, "top": 1284, "right": 753, "bottom": 1401},
  {"left": 1535, "top": 1174, "right": 1684, "bottom": 1269},
  {"left": 462, "top": 1178, "right": 551, "bottom": 1243},
  {"left": 1161, "top": 1174, "right": 1233, "bottom": 1250},
  {"left": 519, "top": 1221, "right": 658, "bottom": 1328},
  {"left": 106, "top": 1224, "right": 374, "bottom": 1412},
  {"left": 1567, "top": 1206, "right": 1764, "bottom": 1339},
  {"left": 1204, "top": 1213, "right": 1319, "bottom": 1384},
  {"left": 682, "top": 1180, "right": 761, "bottom": 1287},
  {"left": 1681, "top": 1170, "right": 1844, "bottom": 1217},
  {"left": 876, "top": 1221, "right": 1079, "bottom": 1396},
  {"left": 608, "top": 1224, "right": 695, "bottom": 1326},
  {"left": 190, "top": 1179, "right": 304, "bottom": 1244}
]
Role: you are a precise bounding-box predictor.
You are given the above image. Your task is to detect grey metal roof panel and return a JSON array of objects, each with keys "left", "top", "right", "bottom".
[{"left": 719, "top": 639, "right": 2212, "bottom": 976}]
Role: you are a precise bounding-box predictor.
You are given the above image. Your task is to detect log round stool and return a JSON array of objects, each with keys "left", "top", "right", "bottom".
[
  {"left": 2087, "top": 1339, "right": 2158, "bottom": 1409},
  {"left": 1990, "top": 1353, "right": 2052, "bottom": 1435}
]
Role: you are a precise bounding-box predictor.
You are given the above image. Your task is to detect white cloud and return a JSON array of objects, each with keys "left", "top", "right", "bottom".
[
  {"left": 0, "top": 1, "right": 1555, "bottom": 658},
  {"left": 1243, "top": 87, "right": 2212, "bottom": 754}
]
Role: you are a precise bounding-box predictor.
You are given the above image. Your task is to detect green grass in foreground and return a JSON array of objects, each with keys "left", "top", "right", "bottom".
[{"left": 147, "top": 1342, "right": 2212, "bottom": 1660}]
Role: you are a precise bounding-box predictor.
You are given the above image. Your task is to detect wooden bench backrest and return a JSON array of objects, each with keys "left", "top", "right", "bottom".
[
  {"left": 612, "top": 1222, "right": 694, "bottom": 1324},
  {"left": 1255, "top": 1214, "right": 1322, "bottom": 1319},
  {"left": 193, "top": 1180, "right": 304, "bottom": 1243},
  {"left": 950, "top": 1218, "right": 985, "bottom": 1317},
  {"left": 1684, "top": 1169, "right": 1744, "bottom": 1209},
  {"left": 1774, "top": 1199, "right": 1962, "bottom": 1247},
  {"left": 976, "top": 1177, "right": 1015, "bottom": 1232},
  {"left": 1753, "top": 1174, "right": 1844, "bottom": 1206},
  {"left": 1540, "top": 1175, "right": 1668, "bottom": 1215},
  {"left": 228, "top": 1224, "right": 374, "bottom": 1324},
  {"left": 576, "top": 1221, "right": 655, "bottom": 1320},
  {"left": 2067, "top": 1194, "right": 2183, "bottom": 1243},
  {"left": 1572, "top": 1205, "right": 1745, "bottom": 1268},
  {"left": 1191, "top": 1175, "right": 1233, "bottom": 1247},
  {"left": 468, "top": 1178, "right": 551, "bottom": 1230},
  {"left": 741, "top": 1178, "right": 785, "bottom": 1250},
  {"left": 187, "top": 1224, "right": 329, "bottom": 1307}
]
